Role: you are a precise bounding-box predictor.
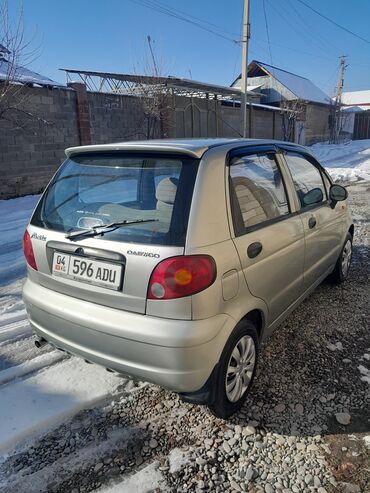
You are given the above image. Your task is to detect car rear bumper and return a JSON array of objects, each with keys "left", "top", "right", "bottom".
[{"left": 23, "top": 279, "right": 234, "bottom": 392}]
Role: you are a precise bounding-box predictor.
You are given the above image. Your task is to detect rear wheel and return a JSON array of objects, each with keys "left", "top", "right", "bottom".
[
  {"left": 330, "top": 233, "right": 353, "bottom": 284},
  {"left": 208, "top": 321, "right": 258, "bottom": 419}
]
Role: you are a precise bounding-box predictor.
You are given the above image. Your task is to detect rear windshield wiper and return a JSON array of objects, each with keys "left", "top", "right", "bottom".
[{"left": 65, "top": 219, "right": 158, "bottom": 240}]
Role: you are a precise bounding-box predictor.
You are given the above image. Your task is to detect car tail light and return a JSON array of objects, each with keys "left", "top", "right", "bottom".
[
  {"left": 22, "top": 230, "right": 38, "bottom": 270},
  {"left": 148, "top": 255, "right": 216, "bottom": 300}
]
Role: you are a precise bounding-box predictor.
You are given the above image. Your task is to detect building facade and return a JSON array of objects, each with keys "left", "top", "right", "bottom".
[{"left": 232, "top": 60, "right": 332, "bottom": 145}]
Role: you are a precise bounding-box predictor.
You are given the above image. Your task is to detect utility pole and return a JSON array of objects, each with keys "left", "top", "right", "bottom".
[
  {"left": 241, "top": 0, "right": 250, "bottom": 138},
  {"left": 336, "top": 56, "right": 346, "bottom": 103},
  {"left": 147, "top": 35, "right": 159, "bottom": 77},
  {"left": 332, "top": 55, "right": 347, "bottom": 143}
]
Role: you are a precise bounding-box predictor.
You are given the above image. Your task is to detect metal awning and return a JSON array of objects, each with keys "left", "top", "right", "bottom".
[{"left": 61, "top": 68, "right": 249, "bottom": 100}]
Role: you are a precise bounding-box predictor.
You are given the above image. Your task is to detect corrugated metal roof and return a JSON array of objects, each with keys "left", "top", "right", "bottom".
[
  {"left": 0, "top": 59, "right": 63, "bottom": 87},
  {"left": 342, "top": 90, "right": 370, "bottom": 110},
  {"left": 232, "top": 61, "right": 331, "bottom": 105},
  {"left": 256, "top": 61, "right": 331, "bottom": 104}
]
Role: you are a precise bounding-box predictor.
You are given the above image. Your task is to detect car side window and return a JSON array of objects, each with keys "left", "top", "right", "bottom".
[
  {"left": 229, "top": 153, "right": 290, "bottom": 234},
  {"left": 284, "top": 152, "right": 327, "bottom": 208}
]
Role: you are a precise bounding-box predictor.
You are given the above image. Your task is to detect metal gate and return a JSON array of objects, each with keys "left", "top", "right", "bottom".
[{"left": 353, "top": 111, "right": 370, "bottom": 140}]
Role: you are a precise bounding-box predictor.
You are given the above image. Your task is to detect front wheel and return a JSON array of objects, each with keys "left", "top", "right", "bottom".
[
  {"left": 330, "top": 233, "right": 353, "bottom": 284},
  {"left": 208, "top": 321, "right": 259, "bottom": 419}
]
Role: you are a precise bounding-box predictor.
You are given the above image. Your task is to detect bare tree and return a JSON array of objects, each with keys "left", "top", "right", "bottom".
[
  {"left": 329, "top": 100, "right": 349, "bottom": 144},
  {"left": 133, "top": 36, "right": 174, "bottom": 139},
  {"left": 0, "top": 0, "right": 45, "bottom": 130},
  {"left": 280, "top": 99, "right": 305, "bottom": 142}
]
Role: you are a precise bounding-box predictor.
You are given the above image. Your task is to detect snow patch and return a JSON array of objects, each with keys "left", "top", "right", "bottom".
[
  {"left": 310, "top": 139, "right": 370, "bottom": 183},
  {"left": 97, "top": 462, "right": 165, "bottom": 493},
  {"left": 168, "top": 447, "right": 191, "bottom": 473},
  {"left": 0, "top": 357, "right": 120, "bottom": 454},
  {"left": 0, "top": 316, "right": 31, "bottom": 344},
  {"left": 0, "top": 350, "right": 65, "bottom": 385}
]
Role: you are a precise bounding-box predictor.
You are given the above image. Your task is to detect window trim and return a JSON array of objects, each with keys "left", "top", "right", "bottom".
[
  {"left": 279, "top": 148, "right": 329, "bottom": 211},
  {"left": 234, "top": 211, "right": 300, "bottom": 236},
  {"left": 321, "top": 167, "right": 334, "bottom": 197},
  {"left": 228, "top": 149, "right": 295, "bottom": 237},
  {"left": 30, "top": 152, "right": 200, "bottom": 247}
]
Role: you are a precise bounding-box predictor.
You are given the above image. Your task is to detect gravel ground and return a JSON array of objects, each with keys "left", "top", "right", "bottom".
[{"left": 1, "top": 183, "right": 369, "bottom": 493}]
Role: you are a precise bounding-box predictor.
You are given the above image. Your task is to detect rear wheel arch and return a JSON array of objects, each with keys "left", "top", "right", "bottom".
[
  {"left": 239, "top": 309, "right": 265, "bottom": 341},
  {"left": 329, "top": 232, "right": 353, "bottom": 284},
  {"left": 348, "top": 224, "right": 354, "bottom": 238},
  {"left": 208, "top": 318, "right": 259, "bottom": 418}
]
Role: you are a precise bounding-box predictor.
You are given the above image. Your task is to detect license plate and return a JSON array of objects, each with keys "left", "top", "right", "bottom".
[{"left": 52, "top": 252, "right": 122, "bottom": 290}]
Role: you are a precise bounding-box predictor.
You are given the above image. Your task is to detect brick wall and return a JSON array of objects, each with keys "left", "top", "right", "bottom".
[
  {"left": 0, "top": 86, "right": 79, "bottom": 199},
  {"left": 305, "top": 103, "right": 331, "bottom": 145},
  {"left": 88, "top": 91, "right": 160, "bottom": 144},
  {"left": 0, "top": 85, "right": 291, "bottom": 199}
]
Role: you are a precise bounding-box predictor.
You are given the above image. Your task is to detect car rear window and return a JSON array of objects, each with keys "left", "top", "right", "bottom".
[{"left": 31, "top": 152, "right": 199, "bottom": 246}]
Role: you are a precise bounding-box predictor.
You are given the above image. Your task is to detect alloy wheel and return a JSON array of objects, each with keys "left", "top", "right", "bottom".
[
  {"left": 341, "top": 239, "right": 352, "bottom": 277},
  {"left": 225, "top": 335, "right": 256, "bottom": 403}
]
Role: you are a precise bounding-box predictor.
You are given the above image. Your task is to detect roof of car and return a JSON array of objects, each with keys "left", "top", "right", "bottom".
[{"left": 65, "top": 138, "right": 308, "bottom": 159}]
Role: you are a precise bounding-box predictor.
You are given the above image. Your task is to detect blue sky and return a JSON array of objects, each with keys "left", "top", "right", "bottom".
[{"left": 10, "top": 0, "right": 370, "bottom": 95}]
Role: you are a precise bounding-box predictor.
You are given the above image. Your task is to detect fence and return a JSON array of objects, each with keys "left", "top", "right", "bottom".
[
  {"left": 0, "top": 84, "right": 286, "bottom": 199},
  {"left": 353, "top": 111, "right": 370, "bottom": 140}
]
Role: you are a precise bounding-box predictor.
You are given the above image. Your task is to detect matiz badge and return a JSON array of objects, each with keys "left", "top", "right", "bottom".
[{"left": 31, "top": 232, "right": 47, "bottom": 241}]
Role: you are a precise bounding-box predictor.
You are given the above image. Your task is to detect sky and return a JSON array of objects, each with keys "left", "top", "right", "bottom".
[{"left": 7, "top": 0, "right": 370, "bottom": 96}]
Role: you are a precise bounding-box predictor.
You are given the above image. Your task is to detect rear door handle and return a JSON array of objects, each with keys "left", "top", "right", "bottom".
[
  {"left": 247, "top": 242, "right": 263, "bottom": 259},
  {"left": 308, "top": 217, "right": 317, "bottom": 229}
]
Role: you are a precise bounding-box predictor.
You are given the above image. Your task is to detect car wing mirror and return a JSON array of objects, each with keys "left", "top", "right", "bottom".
[
  {"left": 302, "top": 187, "right": 324, "bottom": 206},
  {"left": 329, "top": 184, "right": 348, "bottom": 208}
]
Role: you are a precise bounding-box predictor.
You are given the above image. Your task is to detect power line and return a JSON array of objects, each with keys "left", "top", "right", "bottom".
[
  {"left": 262, "top": 0, "right": 273, "bottom": 66},
  {"left": 265, "top": 0, "right": 329, "bottom": 57},
  {"left": 130, "top": 0, "right": 341, "bottom": 65},
  {"left": 286, "top": 0, "right": 339, "bottom": 55},
  {"left": 321, "top": 64, "right": 341, "bottom": 94},
  {"left": 128, "top": 0, "right": 239, "bottom": 45},
  {"left": 252, "top": 37, "right": 335, "bottom": 61},
  {"left": 295, "top": 0, "right": 370, "bottom": 45},
  {"left": 232, "top": 5, "right": 244, "bottom": 80},
  {"left": 261, "top": 0, "right": 282, "bottom": 103},
  {"left": 152, "top": 0, "right": 240, "bottom": 37},
  {"left": 267, "top": 0, "right": 337, "bottom": 57}
]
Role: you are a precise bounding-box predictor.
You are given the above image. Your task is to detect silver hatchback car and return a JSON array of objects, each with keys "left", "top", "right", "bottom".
[{"left": 23, "top": 139, "right": 353, "bottom": 418}]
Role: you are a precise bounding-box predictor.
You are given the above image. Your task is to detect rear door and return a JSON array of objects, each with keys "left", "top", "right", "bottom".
[
  {"left": 29, "top": 152, "right": 198, "bottom": 315},
  {"left": 228, "top": 147, "right": 305, "bottom": 324},
  {"left": 280, "top": 149, "right": 344, "bottom": 289}
]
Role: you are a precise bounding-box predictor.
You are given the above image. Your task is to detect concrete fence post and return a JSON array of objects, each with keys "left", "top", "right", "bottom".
[{"left": 67, "top": 82, "right": 91, "bottom": 145}]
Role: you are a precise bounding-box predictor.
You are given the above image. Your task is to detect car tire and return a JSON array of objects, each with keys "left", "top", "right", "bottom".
[
  {"left": 208, "top": 320, "right": 259, "bottom": 419},
  {"left": 330, "top": 232, "right": 353, "bottom": 284}
]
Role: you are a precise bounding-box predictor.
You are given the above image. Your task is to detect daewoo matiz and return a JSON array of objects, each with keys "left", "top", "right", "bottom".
[{"left": 23, "top": 139, "right": 353, "bottom": 418}]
